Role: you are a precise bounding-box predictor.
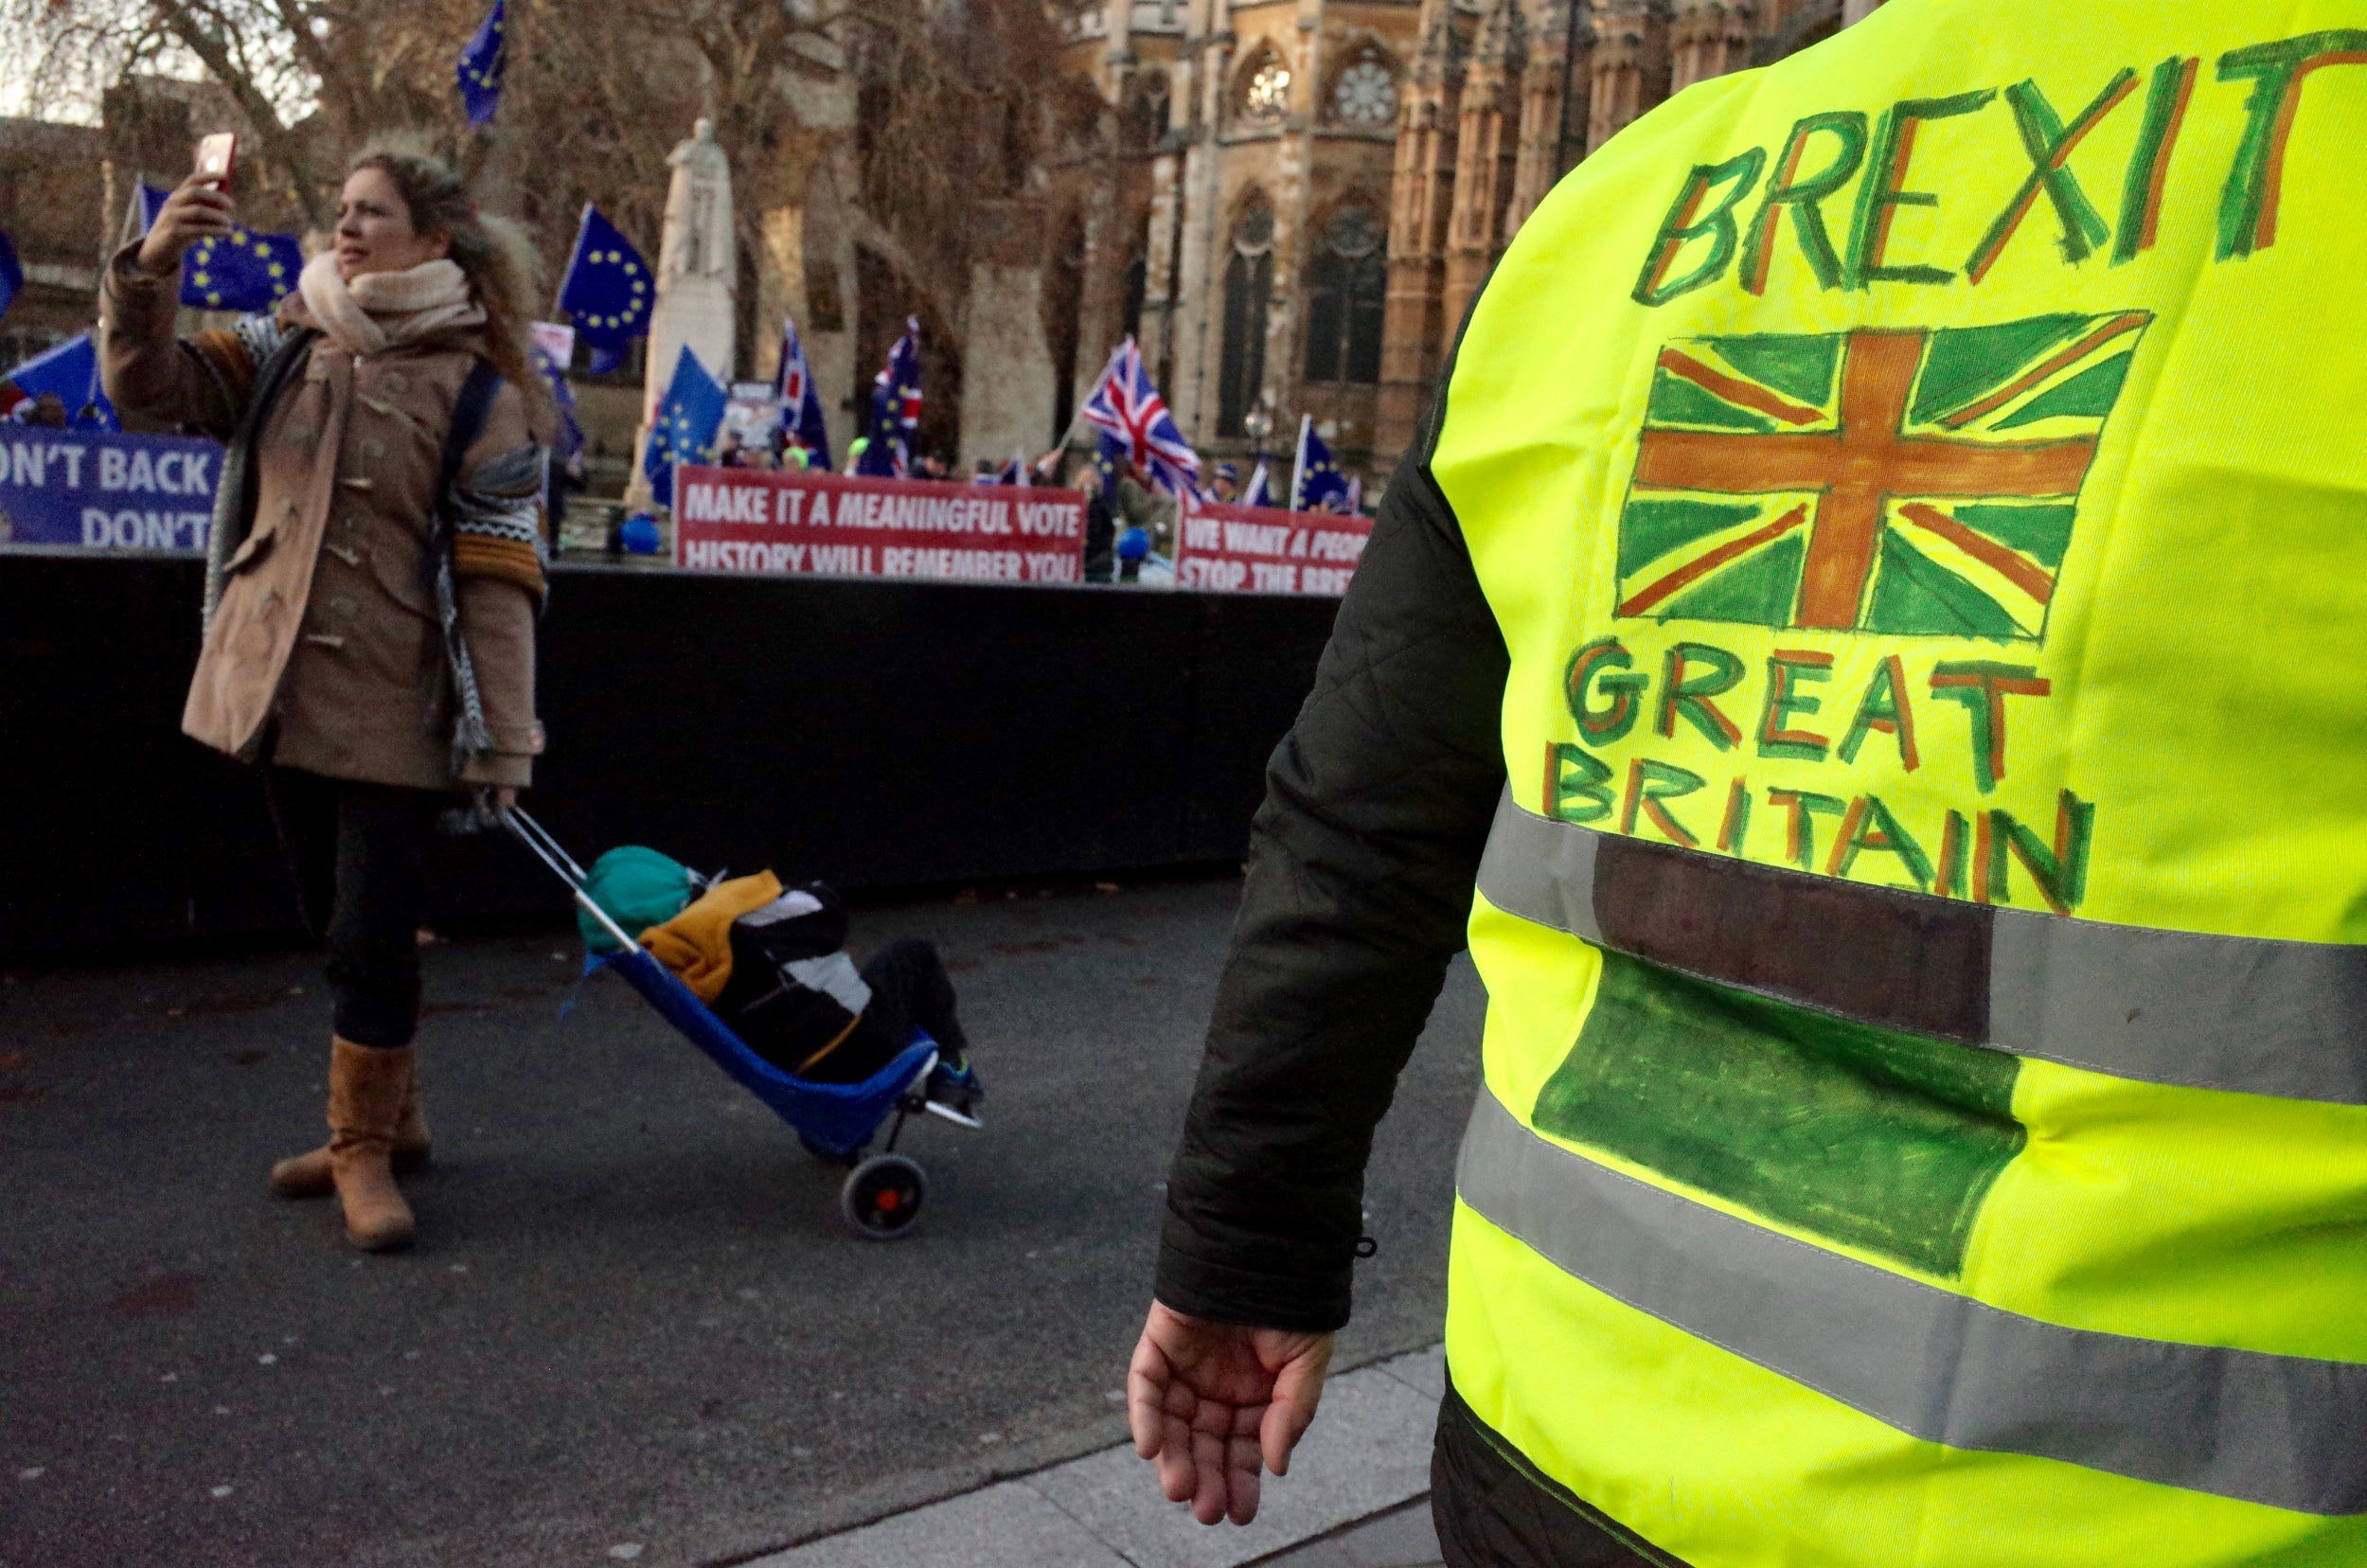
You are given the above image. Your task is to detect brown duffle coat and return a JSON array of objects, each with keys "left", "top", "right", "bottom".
[{"left": 99, "top": 246, "right": 546, "bottom": 792}]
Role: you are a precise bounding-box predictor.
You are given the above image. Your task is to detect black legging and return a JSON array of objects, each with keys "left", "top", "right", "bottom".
[
  {"left": 798, "top": 938, "right": 970, "bottom": 1085},
  {"left": 266, "top": 767, "right": 443, "bottom": 1049}
]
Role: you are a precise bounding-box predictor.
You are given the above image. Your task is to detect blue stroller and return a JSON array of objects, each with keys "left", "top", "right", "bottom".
[{"left": 501, "top": 808, "right": 981, "bottom": 1239}]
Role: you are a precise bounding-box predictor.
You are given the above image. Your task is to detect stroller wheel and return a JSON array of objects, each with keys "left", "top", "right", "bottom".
[{"left": 840, "top": 1153, "right": 927, "bottom": 1239}]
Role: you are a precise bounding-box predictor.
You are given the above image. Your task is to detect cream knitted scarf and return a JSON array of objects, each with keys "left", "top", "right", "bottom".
[{"left": 297, "top": 251, "right": 485, "bottom": 357}]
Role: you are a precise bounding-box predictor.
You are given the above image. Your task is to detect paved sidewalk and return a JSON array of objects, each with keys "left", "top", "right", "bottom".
[
  {"left": 3, "top": 882, "right": 1481, "bottom": 1565},
  {"left": 752, "top": 1346, "right": 1445, "bottom": 1568},
  {"left": 1256, "top": 1501, "right": 1442, "bottom": 1568}
]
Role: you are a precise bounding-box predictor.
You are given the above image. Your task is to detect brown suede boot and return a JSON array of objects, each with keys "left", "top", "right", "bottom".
[
  {"left": 272, "top": 1060, "right": 429, "bottom": 1198},
  {"left": 326, "top": 1038, "right": 417, "bottom": 1252}
]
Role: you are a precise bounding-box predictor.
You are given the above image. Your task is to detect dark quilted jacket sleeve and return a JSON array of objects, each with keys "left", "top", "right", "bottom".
[{"left": 1154, "top": 432, "right": 1510, "bottom": 1333}]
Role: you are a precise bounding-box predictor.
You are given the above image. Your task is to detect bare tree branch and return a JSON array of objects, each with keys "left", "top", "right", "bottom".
[
  {"left": 149, "top": 0, "right": 329, "bottom": 223},
  {"left": 8, "top": 0, "right": 1077, "bottom": 412}
]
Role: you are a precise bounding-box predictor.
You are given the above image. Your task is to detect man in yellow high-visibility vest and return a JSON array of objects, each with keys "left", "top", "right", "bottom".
[{"left": 1127, "top": 3, "right": 2367, "bottom": 1562}]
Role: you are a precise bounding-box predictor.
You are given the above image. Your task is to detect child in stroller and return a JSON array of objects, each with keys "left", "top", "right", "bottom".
[
  {"left": 517, "top": 816, "right": 984, "bottom": 1237},
  {"left": 699, "top": 882, "right": 982, "bottom": 1114}
]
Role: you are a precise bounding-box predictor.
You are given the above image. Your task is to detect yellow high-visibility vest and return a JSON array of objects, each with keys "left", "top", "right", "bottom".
[{"left": 1434, "top": 2, "right": 2367, "bottom": 1562}]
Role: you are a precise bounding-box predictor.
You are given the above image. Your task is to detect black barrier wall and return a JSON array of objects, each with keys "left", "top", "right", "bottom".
[{"left": 0, "top": 555, "right": 1340, "bottom": 960}]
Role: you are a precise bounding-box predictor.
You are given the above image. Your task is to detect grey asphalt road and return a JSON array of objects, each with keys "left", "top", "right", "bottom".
[{"left": 1, "top": 876, "right": 1485, "bottom": 1568}]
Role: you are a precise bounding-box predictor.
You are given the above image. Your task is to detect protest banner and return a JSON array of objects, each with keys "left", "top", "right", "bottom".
[
  {"left": 720, "top": 383, "right": 785, "bottom": 456},
  {"left": 0, "top": 426, "right": 221, "bottom": 551},
  {"left": 673, "top": 466, "right": 1087, "bottom": 584},
  {"left": 1174, "top": 502, "right": 1371, "bottom": 596}
]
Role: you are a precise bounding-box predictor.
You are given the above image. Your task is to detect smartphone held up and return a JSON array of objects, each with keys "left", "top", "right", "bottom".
[{"left": 194, "top": 133, "right": 238, "bottom": 189}]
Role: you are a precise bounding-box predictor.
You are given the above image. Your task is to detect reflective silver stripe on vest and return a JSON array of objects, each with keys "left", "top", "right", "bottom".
[
  {"left": 1457, "top": 1089, "right": 2367, "bottom": 1515},
  {"left": 1477, "top": 789, "right": 2367, "bottom": 1105}
]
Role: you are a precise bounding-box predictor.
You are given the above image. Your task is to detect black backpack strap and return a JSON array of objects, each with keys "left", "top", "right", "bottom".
[
  {"left": 439, "top": 358, "right": 507, "bottom": 500},
  {"left": 427, "top": 358, "right": 510, "bottom": 783}
]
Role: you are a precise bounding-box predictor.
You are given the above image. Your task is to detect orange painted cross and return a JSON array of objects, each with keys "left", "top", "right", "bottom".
[{"left": 1628, "top": 328, "right": 2111, "bottom": 630}]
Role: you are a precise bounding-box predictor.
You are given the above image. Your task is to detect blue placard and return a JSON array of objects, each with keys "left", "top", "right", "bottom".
[{"left": 0, "top": 427, "right": 222, "bottom": 551}]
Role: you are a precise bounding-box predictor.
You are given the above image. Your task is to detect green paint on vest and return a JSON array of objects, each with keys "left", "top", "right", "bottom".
[
  {"left": 1950, "top": 501, "right": 2076, "bottom": 569},
  {"left": 1994, "top": 351, "right": 2136, "bottom": 429},
  {"left": 1866, "top": 529, "right": 2027, "bottom": 638},
  {"left": 1911, "top": 314, "right": 2091, "bottom": 425},
  {"left": 1659, "top": 532, "right": 1807, "bottom": 625},
  {"left": 1648, "top": 367, "right": 1784, "bottom": 433},
  {"left": 1534, "top": 953, "right": 2024, "bottom": 1277},
  {"left": 1706, "top": 333, "right": 1842, "bottom": 407},
  {"left": 1617, "top": 497, "right": 1769, "bottom": 580}
]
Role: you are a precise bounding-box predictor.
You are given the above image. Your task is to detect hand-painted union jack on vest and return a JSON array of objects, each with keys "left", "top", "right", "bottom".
[
  {"left": 1614, "top": 312, "right": 2151, "bottom": 643},
  {"left": 1080, "top": 337, "right": 1202, "bottom": 501}
]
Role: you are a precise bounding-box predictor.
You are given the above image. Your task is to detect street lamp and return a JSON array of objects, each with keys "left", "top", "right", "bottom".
[{"left": 1241, "top": 397, "right": 1273, "bottom": 489}]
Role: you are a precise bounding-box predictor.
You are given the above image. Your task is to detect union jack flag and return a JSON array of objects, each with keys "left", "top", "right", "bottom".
[
  {"left": 1614, "top": 312, "right": 2151, "bottom": 643},
  {"left": 1080, "top": 337, "right": 1201, "bottom": 501}
]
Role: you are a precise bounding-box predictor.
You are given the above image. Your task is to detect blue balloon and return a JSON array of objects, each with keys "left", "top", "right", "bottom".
[
  {"left": 1115, "top": 526, "right": 1150, "bottom": 561},
  {"left": 619, "top": 514, "right": 663, "bottom": 556}
]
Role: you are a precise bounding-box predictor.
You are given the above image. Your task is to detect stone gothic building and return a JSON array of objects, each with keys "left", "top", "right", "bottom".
[{"left": 1048, "top": 0, "right": 1885, "bottom": 487}]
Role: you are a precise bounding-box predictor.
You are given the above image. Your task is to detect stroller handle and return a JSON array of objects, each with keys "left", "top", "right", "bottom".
[{"left": 498, "top": 805, "right": 641, "bottom": 953}]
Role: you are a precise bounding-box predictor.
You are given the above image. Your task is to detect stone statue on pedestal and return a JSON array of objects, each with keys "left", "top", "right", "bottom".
[{"left": 631, "top": 118, "right": 738, "bottom": 507}]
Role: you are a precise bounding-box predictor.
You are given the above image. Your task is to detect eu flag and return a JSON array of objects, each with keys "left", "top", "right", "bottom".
[
  {"left": 854, "top": 317, "right": 921, "bottom": 478},
  {"left": 456, "top": 0, "right": 507, "bottom": 128},
  {"left": 127, "top": 183, "right": 294, "bottom": 314},
  {"left": 135, "top": 182, "right": 170, "bottom": 234},
  {"left": 556, "top": 205, "right": 653, "bottom": 375},
  {"left": 183, "top": 225, "right": 302, "bottom": 312},
  {"left": 1241, "top": 457, "right": 1273, "bottom": 508},
  {"left": 0, "top": 230, "right": 20, "bottom": 320},
  {"left": 530, "top": 341, "right": 582, "bottom": 461},
  {"left": 1290, "top": 414, "right": 1351, "bottom": 512},
  {"left": 3, "top": 333, "right": 116, "bottom": 428},
  {"left": 644, "top": 345, "right": 727, "bottom": 508}
]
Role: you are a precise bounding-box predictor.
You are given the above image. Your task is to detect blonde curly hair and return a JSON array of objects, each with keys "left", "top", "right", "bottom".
[{"left": 345, "top": 142, "right": 554, "bottom": 438}]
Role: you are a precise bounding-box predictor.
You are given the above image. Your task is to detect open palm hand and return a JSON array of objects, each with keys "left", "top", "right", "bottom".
[{"left": 1128, "top": 1300, "right": 1335, "bottom": 1525}]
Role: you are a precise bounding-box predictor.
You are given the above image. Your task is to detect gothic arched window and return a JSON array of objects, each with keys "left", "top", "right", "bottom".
[
  {"left": 1304, "top": 205, "right": 1387, "bottom": 386},
  {"left": 1123, "top": 250, "right": 1148, "bottom": 342},
  {"left": 1125, "top": 72, "right": 1171, "bottom": 150},
  {"left": 1218, "top": 193, "right": 1275, "bottom": 437},
  {"left": 1237, "top": 49, "right": 1291, "bottom": 127}
]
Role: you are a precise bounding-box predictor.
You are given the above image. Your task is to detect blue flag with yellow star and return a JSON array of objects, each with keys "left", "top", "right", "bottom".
[
  {"left": 854, "top": 317, "right": 921, "bottom": 478},
  {"left": 182, "top": 224, "right": 302, "bottom": 313},
  {"left": 136, "top": 182, "right": 170, "bottom": 231},
  {"left": 645, "top": 345, "right": 727, "bottom": 508},
  {"left": 556, "top": 205, "right": 652, "bottom": 375},
  {"left": 1290, "top": 413, "right": 1350, "bottom": 512},
  {"left": 456, "top": 0, "right": 507, "bottom": 127},
  {"left": 530, "top": 341, "right": 582, "bottom": 461},
  {"left": 1241, "top": 456, "right": 1273, "bottom": 508},
  {"left": 4, "top": 332, "right": 116, "bottom": 428},
  {"left": 0, "top": 230, "right": 21, "bottom": 319},
  {"left": 126, "top": 184, "right": 295, "bottom": 315},
  {"left": 0, "top": 231, "right": 24, "bottom": 332}
]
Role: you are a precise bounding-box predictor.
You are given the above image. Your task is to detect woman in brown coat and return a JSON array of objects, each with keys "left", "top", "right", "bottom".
[{"left": 101, "top": 149, "right": 552, "bottom": 1253}]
